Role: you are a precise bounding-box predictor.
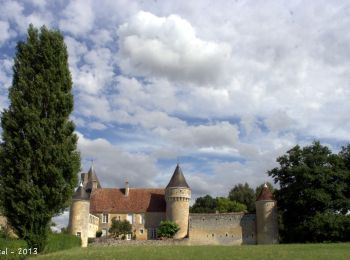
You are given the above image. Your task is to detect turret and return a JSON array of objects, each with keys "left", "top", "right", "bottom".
[
  {"left": 165, "top": 164, "right": 191, "bottom": 239},
  {"left": 255, "top": 183, "right": 278, "bottom": 244},
  {"left": 68, "top": 182, "right": 90, "bottom": 247},
  {"left": 68, "top": 164, "right": 101, "bottom": 247},
  {"left": 85, "top": 164, "right": 101, "bottom": 194}
]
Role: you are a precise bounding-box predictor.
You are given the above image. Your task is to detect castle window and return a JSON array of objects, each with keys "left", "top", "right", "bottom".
[
  {"left": 127, "top": 213, "right": 133, "bottom": 224},
  {"left": 149, "top": 228, "right": 157, "bottom": 239},
  {"left": 102, "top": 213, "right": 108, "bottom": 223},
  {"left": 140, "top": 228, "right": 144, "bottom": 234},
  {"left": 76, "top": 232, "right": 81, "bottom": 237},
  {"left": 139, "top": 213, "right": 145, "bottom": 224}
]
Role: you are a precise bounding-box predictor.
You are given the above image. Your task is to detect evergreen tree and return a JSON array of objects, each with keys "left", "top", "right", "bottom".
[{"left": 0, "top": 25, "right": 80, "bottom": 251}]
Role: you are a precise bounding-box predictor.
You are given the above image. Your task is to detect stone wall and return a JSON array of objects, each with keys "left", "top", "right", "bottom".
[
  {"left": 188, "top": 213, "right": 256, "bottom": 245},
  {"left": 91, "top": 237, "right": 189, "bottom": 246}
]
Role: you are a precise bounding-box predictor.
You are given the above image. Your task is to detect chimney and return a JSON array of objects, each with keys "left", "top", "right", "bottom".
[{"left": 125, "top": 181, "right": 129, "bottom": 197}]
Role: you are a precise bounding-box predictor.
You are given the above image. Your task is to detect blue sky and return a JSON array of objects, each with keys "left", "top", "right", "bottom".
[{"left": 1, "top": 0, "right": 350, "bottom": 229}]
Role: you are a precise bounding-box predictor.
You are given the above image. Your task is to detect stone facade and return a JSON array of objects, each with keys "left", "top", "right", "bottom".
[
  {"left": 188, "top": 213, "right": 256, "bottom": 245},
  {"left": 165, "top": 187, "right": 191, "bottom": 239},
  {"left": 256, "top": 200, "right": 278, "bottom": 244},
  {"left": 68, "top": 164, "right": 278, "bottom": 247}
]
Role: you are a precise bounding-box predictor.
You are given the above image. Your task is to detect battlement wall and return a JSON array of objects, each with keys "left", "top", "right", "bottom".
[{"left": 188, "top": 213, "right": 256, "bottom": 245}]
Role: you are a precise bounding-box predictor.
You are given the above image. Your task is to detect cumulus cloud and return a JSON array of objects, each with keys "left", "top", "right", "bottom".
[
  {"left": 117, "top": 11, "right": 231, "bottom": 84},
  {"left": 0, "top": 21, "right": 11, "bottom": 45},
  {"left": 1, "top": 0, "right": 350, "bottom": 206},
  {"left": 155, "top": 122, "right": 239, "bottom": 149},
  {"left": 59, "top": 0, "right": 95, "bottom": 36},
  {"left": 77, "top": 132, "right": 158, "bottom": 188}
]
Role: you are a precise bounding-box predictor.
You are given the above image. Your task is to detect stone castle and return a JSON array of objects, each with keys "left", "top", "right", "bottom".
[{"left": 68, "top": 164, "right": 278, "bottom": 247}]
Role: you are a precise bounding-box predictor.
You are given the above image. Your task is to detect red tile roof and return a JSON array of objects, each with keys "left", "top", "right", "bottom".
[
  {"left": 256, "top": 185, "right": 274, "bottom": 201},
  {"left": 90, "top": 188, "right": 166, "bottom": 213}
]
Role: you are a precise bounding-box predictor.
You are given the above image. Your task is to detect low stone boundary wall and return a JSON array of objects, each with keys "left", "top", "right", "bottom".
[{"left": 91, "top": 238, "right": 189, "bottom": 247}]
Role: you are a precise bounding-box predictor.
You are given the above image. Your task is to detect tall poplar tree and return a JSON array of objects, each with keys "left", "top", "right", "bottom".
[{"left": 0, "top": 25, "right": 80, "bottom": 251}]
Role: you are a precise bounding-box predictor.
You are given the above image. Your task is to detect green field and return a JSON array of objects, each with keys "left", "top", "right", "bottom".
[{"left": 33, "top": 243, "right": 350, "bottom": 260}]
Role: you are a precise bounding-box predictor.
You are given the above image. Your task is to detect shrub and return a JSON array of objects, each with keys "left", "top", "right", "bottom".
[
  {"left": 157, "top": 221, "right": 179, "bottom": 238},
  {"left": 109, "top": 218, "right": 132, "bottom": 239},
  {"left": 96, "top": 231, "right": 102, "bottom": 237}
]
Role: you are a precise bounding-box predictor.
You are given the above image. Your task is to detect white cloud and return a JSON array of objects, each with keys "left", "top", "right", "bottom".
[
  {"left": 77, "top": 132, "right": 158, "bottom": 188},
  {"left": 59, "top": 0, "right": 95, "bottom": 36},
  {"left": 117, "top": 11, "right": 231, "bottom": 84},
  {"left": 0, "top": 21, "right": 10, "bottom": 45},
  {"left": 0, "top": 57, "right": 13, "bottom": 89},
  {"left": 155, "top": 122, "right": 239, "bottom": 149},
  {"left": 88, "top": 121, "right": 107, "bottom": 130}
]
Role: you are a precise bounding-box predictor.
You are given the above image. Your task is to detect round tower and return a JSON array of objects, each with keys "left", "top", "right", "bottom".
[
  {"left": 68, "top": 182, "right": 90, "bottom": 247},
  {"left": 165, "top": 164, "right": 191, "bottom": 239},
  {"left": 255, "top": 183, "right": 278, "bottom": 244}
]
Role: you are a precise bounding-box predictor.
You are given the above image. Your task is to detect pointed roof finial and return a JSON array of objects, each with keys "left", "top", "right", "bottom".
[{"left": 257, "top": 183, "right": 274, "bottom": 201}]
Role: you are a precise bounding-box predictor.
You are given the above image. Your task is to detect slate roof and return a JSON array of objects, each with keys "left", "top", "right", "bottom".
[
  {"left": 72, "top": 185, "right": 90, "bottom": 200},
  {"left": 256, "top": 184, "right": 274, "bottom": 201},
  {"left": 89, "top": 188, "right": 166, "bottom": 213},
  {"left": 166, "top": 164, "right": 190, "bottom": 188},
  {"left": 85, "top": 164, "right": 102, "bottom": 192}
]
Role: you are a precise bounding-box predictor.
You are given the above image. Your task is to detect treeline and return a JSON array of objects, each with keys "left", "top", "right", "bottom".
[{"left": 190, "top": 182, "right": 273, "bottom": 213}]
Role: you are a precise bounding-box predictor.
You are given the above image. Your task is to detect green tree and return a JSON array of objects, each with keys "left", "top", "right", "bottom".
[
  {"left": 190, "top": 195, "right": 217, "bottom": 213},
  {"left": 157, "top": 221, "right": 179, "bottom": 238},
  {"left": 216, "top": 197, "right": 247, "bottom": 213},
  {"left": 109, "top": 219, "right": 132, "bottom": 239},
  {"left": 255, "top": 182, "right": 274, "bottom": 200},
  {"left": 268, "top": 141, "right": 350, "bottom": 242},
  {"left": 0, "top": 25, "right": 80, "bottom": 251},
  {"left": 228, "top": 183, "right": 255, "bottom": 212}
]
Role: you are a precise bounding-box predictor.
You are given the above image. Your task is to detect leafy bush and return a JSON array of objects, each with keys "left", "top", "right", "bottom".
[
  {"left": 109, "top": 218, "right": 132, "bottom": 239},
  {"left": 157, "top": 221, "right": 179, "bottom": 238},
  {"left": 96, "top": 231, "right": 102, "bottom": 237}
]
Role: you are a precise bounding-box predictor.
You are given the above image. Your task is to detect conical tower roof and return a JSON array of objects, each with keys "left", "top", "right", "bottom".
[
  {"left": 72, "top": 183, "right": 90, "bottom": 200},
  {"left": 166, "top": 164, "right": 190, "bottom": 188},
  {"left": 256, "top": 183, "right": 274, "bottom": 201},
  {"left": 86, "top": 163, "right": 101, "bottom": 192}
]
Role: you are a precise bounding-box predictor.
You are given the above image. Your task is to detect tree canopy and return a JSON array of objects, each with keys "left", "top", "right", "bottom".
[
  {"left": 190, "top": 194, "right": 247, "bottom": 213},
  {"left": 268, "top": 141, "right": 350, "bottom": 242},
  {"left": 228, "top": 182, "right": 255, "bottom": 212},
  {"left": 0, "top": 25, "right": 80, "bottom": 251}
]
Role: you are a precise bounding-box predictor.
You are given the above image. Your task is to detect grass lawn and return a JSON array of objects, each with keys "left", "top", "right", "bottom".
[{"left": 33, "top": 243, "right": 350, "bottom": 260}]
